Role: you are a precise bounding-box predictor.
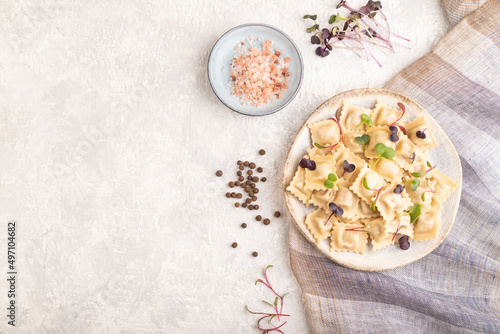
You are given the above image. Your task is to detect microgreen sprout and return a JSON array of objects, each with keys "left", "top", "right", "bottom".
[
  {"left": 304, "top": 1, "right": 409, "bottom": 66},
  {"left": 410, "top": 178, "right": 420, "bottom": 191},
  {"left": 389, "top": 102, "right": 407, "bottom": 135},
  {"left": 355, "top": 113, "right": 373, "bottom": 128},
  {"left": 393, "top": 184, "right": 404, "bottom": 195},
  {"left": 416, "top": 128, "right": 427, "bottom": 139},
  {"left": 342, "top": 160, "right": 356, "bottom": 176},
  {"left": 420, "top": 180, "right": 435, "bottom": 202},
  {"left": 391, "top": 212, "right": 402, "bottom": 241},
  {"left": 324, "top": 173, "right": 338, "bottom": 189},
  {"left": 363, "top": 177, "right": 384, "bottom": 211},
  {"left": 325, "top": 202, "right": 344, "bottom": 225},
  {"left": 299, "top": 157, "right": 316, "bottom": 171},
  {"left": 313, "top": 117, "right": 343, "bottom": 151},
  {"left": 410, "top": 161, "right": 436, "bottom": 178},
  {"left": 401, "top": 151, "right": 416, "bottom": 164},
  {"left": 372, "top": 143, "right": 396, "bottom": 169},
  {"left": 247, "top": 265, "right": 290, "bottom": 334},
  {"left": 389, "top": 125, "right": 399, "bottom": 142},
  {"left": 399, "top": 235, "right": 410, "bottom": 250},
  {"left": 355, "top": 134, "right": 370, "bottom": 150},
  {"left": 405, "top": 204, "right": 421, "bottom": 223},
  {"left": 344, "top": 226, "right": 373, "bottom": 235}
]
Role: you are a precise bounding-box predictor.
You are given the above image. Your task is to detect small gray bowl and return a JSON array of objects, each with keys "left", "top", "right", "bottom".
[{"left": 208, "top": 23, "right": 304, "bottom": 116}]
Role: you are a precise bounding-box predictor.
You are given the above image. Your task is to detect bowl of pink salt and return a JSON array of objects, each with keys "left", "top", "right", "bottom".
[{"left": 208, "top": 23, "right": 303, "bottom": 116}]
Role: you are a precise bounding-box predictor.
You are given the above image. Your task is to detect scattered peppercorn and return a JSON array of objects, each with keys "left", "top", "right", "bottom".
[
  {"left": 259, "top": 149, "right": 266, "bottom": 155},
  {"left": 216, "top": 170, "right": 223, "bottom": 177},
  {"left": 263, "top": 218, "right": 270, "bottom": 225},
  {"left": 257, "top": 167, "right": 263, "bottom": 173},
  {"left": 274, "top": 211, "right": 281, "bottom": 218},
  {"left": 256, "top": 215, "right": 262, "bottom": 221},
  {"left": 232, "top": 242, "right": 238, "bottom": 248},
  {"left": 254, "top": 205, "right": 259, "bottom": 210},
  {"left": 247, "top": 170, "right": 253, "bottom": 175},
  {"left": 252, "top": 251, "right": 259, "bottom": 257},
  {"left": 244, "top": 161, "right": 250, "bottom": 166},
  {"left": 226, "top": 192, "right": 231, "bottom": 198},
  {"left": 235, "top": 202, "right": 240, "bottom": 207},
  {"left": 249, "top": 163, "right": 256, "bottom": 169},
  {"left": 241, "top": 223, "right": 247, "bottom": 229},
  {"left": 261, "top": 177, "right": 267, "bottom": 182}
]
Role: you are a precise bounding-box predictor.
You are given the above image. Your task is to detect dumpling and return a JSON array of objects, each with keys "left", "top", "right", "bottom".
[
  {"left": 339, "top": 101, "right": 373, "bottom": 131},
  {"left": 384, "top": 214, "right": 414, "bottom": 239},
  {"left": 413, "top": 205, "right": 442, "bottom": 241},
  {"left": 308, "top": 119, "right": 341, "bottom": 147},
  {"left": 406, "top": 178, "right": 437, "bottom": 214},
  {"left": 331, "top": 145, "right": 367, "bottom": 186},
  {"left": 369, "top": 157, "right": 404, "bottom": 183},
  {"left": 343, "top": 130, "right": 365, "bottom": 154},
  {"left": 305, "top": 208, "right": 337, "bottom": 243},
  {"left": 357, "top": 199, "right": 380, "bottom": 218},
  {"left": 362, "top": 217, "right": 395, "bottom": 251},
  {"left": 330, "top": 222, "right": 369, "bottom": 254},
  {"left": 371, "top": 100, "right": 407, "bottom": 126},
  {"left": 330, "top": 185, "right": 360, "bottom": 220},
  {"left": 286, "top": 166, "right": 313, "bottom": 206},
  {"left": 429, "top": 169, "right": 458, "bottom": 206},
  {"left": 375, "top": 184, "right": 413, "bottom": 222},
  {"left": 350, "top": 166, "right": 387, "bottom": 206},
  {"left": 408, "top": 149, "right": 435, "bottom": 178},
  {"left": 394, "top": 135, "right": 417, "bottom": 171},
  {"left": 364, "top": 127, "right": 395, "bottom": 159},
  {"left": 405, "top": 116, "right": 437, "bottom": 152},
  {"left": 304, "top": 155, "right": 337, "bottom": 191},
  {"left": 309, "top": 188, "right": 337, "bottom": 210}
]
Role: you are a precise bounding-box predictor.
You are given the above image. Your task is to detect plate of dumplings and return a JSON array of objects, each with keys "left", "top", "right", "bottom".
[{"left": 282, "top": 88, "right": 461, "bottom": 271}]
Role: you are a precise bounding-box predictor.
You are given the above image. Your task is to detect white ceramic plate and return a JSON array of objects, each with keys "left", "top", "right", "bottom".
[
  {"left": 282, "top": 88, "right": 462, "bottom": 271},
  {"left": 208, "top": 23, "right": 303, "bottom": 116}
]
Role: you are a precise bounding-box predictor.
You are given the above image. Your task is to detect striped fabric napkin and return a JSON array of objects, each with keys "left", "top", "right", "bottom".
[{"left": 289, "top": 1, "right": 500, "bottom": 333}]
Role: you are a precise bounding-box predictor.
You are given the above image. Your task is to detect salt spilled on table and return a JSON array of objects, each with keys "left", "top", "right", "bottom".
[{"left": 228, "top": 39, "right": 290, "bottom": 107}]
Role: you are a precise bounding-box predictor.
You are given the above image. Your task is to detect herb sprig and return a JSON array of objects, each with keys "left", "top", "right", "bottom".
[
  {"left": 410, "top": 161, "right": 436, "bottom": 178},
  {"left": 324, "top": 173, "right": 338, "bottom": 189},
  {"left": 363, "top": 177, "right": 384, "bottom": 211},
  {"left": 313, "top": 117, "right": 344, "bottom": 151},
  {"left": 355, "top": 134, "right": 370, "bottom": 150},
  {"left": 373, "top": 143, "right": 395, "bottom": 169},
  {"left": 304, "top": 1, "right": 409, "bottom": 66},
  {"left": 247, "top": 265, "right": 289, "bottom": 334}
]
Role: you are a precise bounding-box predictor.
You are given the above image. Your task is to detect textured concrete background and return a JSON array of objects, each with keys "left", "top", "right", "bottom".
[{"left": 0, "top": 0, "right": 450, "bottom": 333}]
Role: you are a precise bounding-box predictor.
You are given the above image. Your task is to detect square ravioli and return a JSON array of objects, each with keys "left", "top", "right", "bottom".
[
  {"left": 339, "top": 101, "right": 373, "bottom": 131},
  {"left": 364, "top": 126, "right": 395, "bottom": 159},
  {"left": 308, "top": 119, "right": 342, "bottom": 147},
  {"left": 413, "top": 205, "right": 442, "bottom": 241},
  {"left": 286, "top": 165, "right": 313, "bottom": 206},
  {"left": 350, "top": 166, "right": 387, "bottom": 206},
  {"left": 304, "top": 154, "right": 337, "bottom": 191},
  {"left": 343, "top": 130, "right": 365, "bottom": 154},
  {"left": 405, "top": 116, "right": 437, "bottom": 152},
  {"left": 371, "top": 100, "right": 407, "bottom": 126},
  {"left": 363, "top": 217, "right": 395, "bottom": 251},
  {"left": 305, "top": 208, "right": 338, "bottom": 243},
  {"left": 332, "top": 145, "right": 367, "bottom": 185},
  {"left": 374, "top": 184, "right": 413, "bottom": 222},
  {"left": 309, "top": 188, "right": 337, "bottom": 210},
  {"left": 330, "top": 222, "right": 369, "bottom": 254}
]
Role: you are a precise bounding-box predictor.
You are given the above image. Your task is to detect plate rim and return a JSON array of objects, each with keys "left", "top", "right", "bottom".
[
  {"left": 207, "top": 23, "right": 304, "bottom": 117},
  {"left": 281, "top": 88, "right": 463, "bottom": 272}
]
